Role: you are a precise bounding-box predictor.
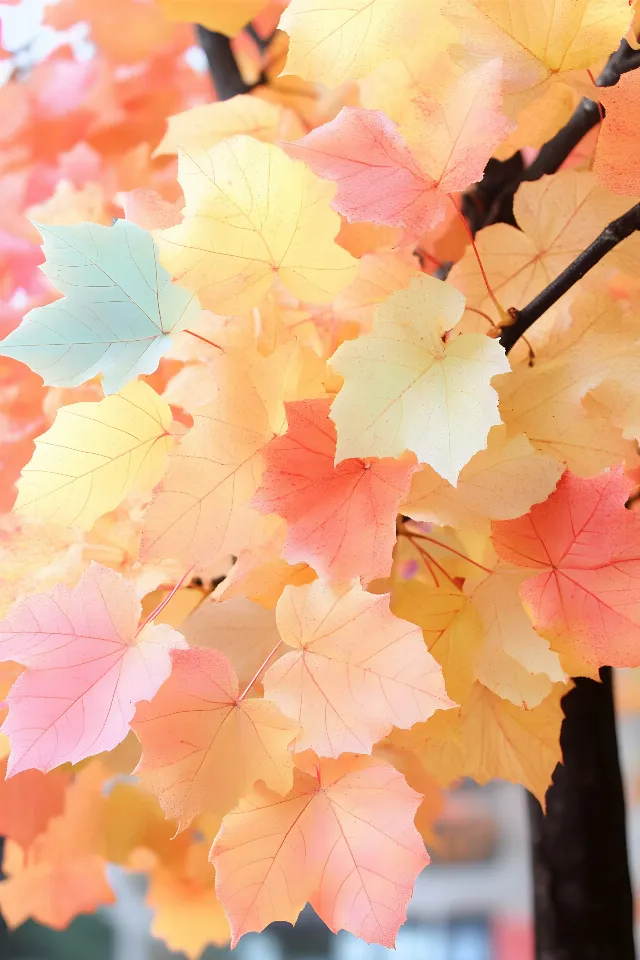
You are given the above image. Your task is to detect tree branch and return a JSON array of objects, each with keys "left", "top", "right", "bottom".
[
  {"left": 195, "top": 26, "right": 259, "bottom": 100},
  {"left": 499, "top": 202, "right": 640, "bottom": 353},
  {"left": 471, "top": 38, "right": 640, "bottom": 233}
]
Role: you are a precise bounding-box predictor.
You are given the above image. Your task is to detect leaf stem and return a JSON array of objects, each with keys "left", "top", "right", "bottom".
[
  {"left": 237, "top": 640, "right": 283, "bottom": 702},
  {"left": 400, "top": 528, "right": 494, "bottom": 574},
  {"left": 136, "top": 566, "right": 195, "bottom": 635},
  {"left": 448, "top": 194, "right": 506, "bottom": 321},
  {"left": 184, "top": 329, "right": 224, "bottom": 351},
  {"left": 404, "top": 533, "right": 461, "bottom": 590}
]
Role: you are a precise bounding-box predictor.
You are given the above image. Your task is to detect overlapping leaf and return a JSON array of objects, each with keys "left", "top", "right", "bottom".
[
  {"left": 0, "top": 563, "right": 186, "bottom": 774},
  {"left": 211, "top": 757, "right": 429, "bottom": 946},
  {"left": 330, "top": 274, "right": 510, "bottom": 483},
  {"left": 157, "top": 136, "right": 357, "bottom": 314},
  {"left": 0, "top": 220, "right": 200, "bottom": 395},
  {"left": 253, "top": 398, "right": 417, "bottom": 582},
  {"left": 287, "top": 64, "right": 511, "bottom": 240},
  {"left": 132, "top": 646, "right": 298, "bottom": 828},
  {"left": 14, "top": 380, "right": 173, "bottom": 530},
  {"left": 264, "top": 580, "right": 454, "bottom": 756},
  {"left": 492, "top": 469, "right": 640, "bottom": 670}
]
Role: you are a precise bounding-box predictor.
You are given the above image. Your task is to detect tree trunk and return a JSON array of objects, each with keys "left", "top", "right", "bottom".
[{"left": 528, "top": 668, "right": 635, "bottom": 960}]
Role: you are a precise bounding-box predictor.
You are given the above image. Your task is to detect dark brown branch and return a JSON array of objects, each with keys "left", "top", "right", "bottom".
[
  {"left": 528, "top": 670, "right": 635, "bottom": 960},
  {"left": 500, "top": 202, "right": 640, "bottom": 352},
  {"left": 195, "top": 26, "right": 257, "bottom": 100},
  {"left": 471, "top": 38, "right": 640, "bottom": 232}
]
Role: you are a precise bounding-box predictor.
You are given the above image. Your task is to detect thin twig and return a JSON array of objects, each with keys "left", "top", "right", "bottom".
[
  {"left": 237, "top": 640, "right": 283, "bottom": 701},
  {"left": 500, "top": 202, "right": 640, "bottom": 353},
  {"left": 136, "top": 566, "right": 195, "bottom": 635}
]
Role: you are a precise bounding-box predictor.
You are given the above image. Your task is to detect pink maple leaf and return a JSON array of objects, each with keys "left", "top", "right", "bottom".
[
  {"left": 492, "top": 469, "right": 640, "bottom": 668},
  {"left": 0, "top": 562, "right": 186, "bottom": 775},
  {"left": 253, "top": 398, "right": 416, "bottom": 583},
  {"left": 284, "top": 107, "right": 442, "bottom": 243}
]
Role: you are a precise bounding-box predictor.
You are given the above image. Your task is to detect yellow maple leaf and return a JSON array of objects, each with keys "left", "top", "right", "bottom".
[
  {"left": 157, "top": 136, "right": 357, "bottom": 314},
  {"left": 445, "top": 0, "right": 632, "bottom": 112},
  {"left": 497, "top": 288, "right": 640, "bottom": 474},
  {"left": 398, "top": 682, "right": 567, "bottom": 803},
  {"left": 15, "top": 380, "right": 174, "bottom": 531},
  {"left": 154, "top": 95, "right": 285, "bottom": 157},
  {"left": 403, "top": 425, "right": 564, "bottom": 530},
  {"left": 279, "top": 0, "right": 446, "bottom": 87},
  {"left": 390, "top": 578, "right": 483, "bottom": 703},
  {"left": 449, "top": 170, "right": 639, "bottom": 331},
  {"left": 330, "top": 274, "right": 510, "bottom": 483},
  {"left": 470, "top": 568, "right": 566, "bottom": 709}
]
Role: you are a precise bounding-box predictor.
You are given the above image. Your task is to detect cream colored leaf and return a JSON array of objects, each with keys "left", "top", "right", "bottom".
[
  {"left": 403, "top": 426, "right": 564, "bottom": 529},
  {"left": 471, "top": 569, "right": 566, "bottom": 708},
  {"left": 445, "top": 0, "right": 632, "bottom": 111},
  {"left": 497, "top": 288, "right": 640, "bottom": 474},
  {"left": 154, "top": 96, "right": 284, "bottom": 157},
  {"left": 279, "top": 0, "right": 442, "bottom": 87},
  {"left": 449, "top": 170, "right": 639, "bottom": 330},
  {"left": 330, "top": 274, "right": 510, "bottom": 483}
]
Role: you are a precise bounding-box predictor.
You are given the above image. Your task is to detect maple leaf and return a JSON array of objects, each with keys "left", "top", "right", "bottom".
[
  {"left": 253, "top": 398, "right": 417, "bottom": 583},
  {"left": 470, "top": 568, "right": 566, "bottom": 709},
  {"left": 0, "top": 220, "right": 201, "bottom": 395},
  {"left": 14, "top": 380, "right": 174, "bottom": 530},
  {"left": 390, "top": 579, "right": 484, "bottom": 704},
  {"left": 449, "top": 170, "right": 640, "bottom": 331},
  {"left": 0, "top": 758, "right": 71, "bottom": 852},
  {"left": 211, "top": 757, "right": 429, "bottom": 947},
  {"left": 0, "top": 762, "right": 115, "bottom": 930},
  {"left": 285, "top": 108, "right": 445, "bottom": 242},
  {"left": 155, "top": 95, "right": 285, "bottom": 157},
  {"left": 156, "top": 136, "right": 357, "bottom": 314},
  {"left": 286, "top": 67, "right": 511, "bottom": 240},
  {"left": 146, "top": 839, "right": 230, "bottom": 958},
  {"left": 264, "top": 580, "right": 454, "bottom": 756},
  {"left": 0, "top": 562, "right": 186, "bottom": 774},
  {"left": 330, "top": 274, "right": 510, "bottom": 483},
  {"left": 445, "top": 0, "right": 632, "bottom": 111},
  {"left": 360, "top": 53, "right": 511, "bottom": 175},
  {"left": 594, "top": 70, "right": 640, "bottom": 197},
  {"left": 391, "top": 681, "right": 566, "bottom": 803},
  {"left": 157, "top": 0, "right": 268, "bottom": 35},
  {"left": 132, "top": 646, "right": 298, "bottom": 829},
  {"left": 497, "top": 289, "right": 640, "bottom": 474},
  {"left": 209, "top": 521, "right": 315, "bottom": 609},
  {"left": 142, "top": 342, "right": 297, "bottom": 567},
  {"left": 492, "top": 469, "right": 640, "bottom": 670},
  {"left": 402, "top": 426, "right": 564, "bottom": 530},
  {"left": 333, "top": 249, "right": 422, "bottom": 331},
  {"left": 279, "top": 0, "right": 445, "bottom": 87}
]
